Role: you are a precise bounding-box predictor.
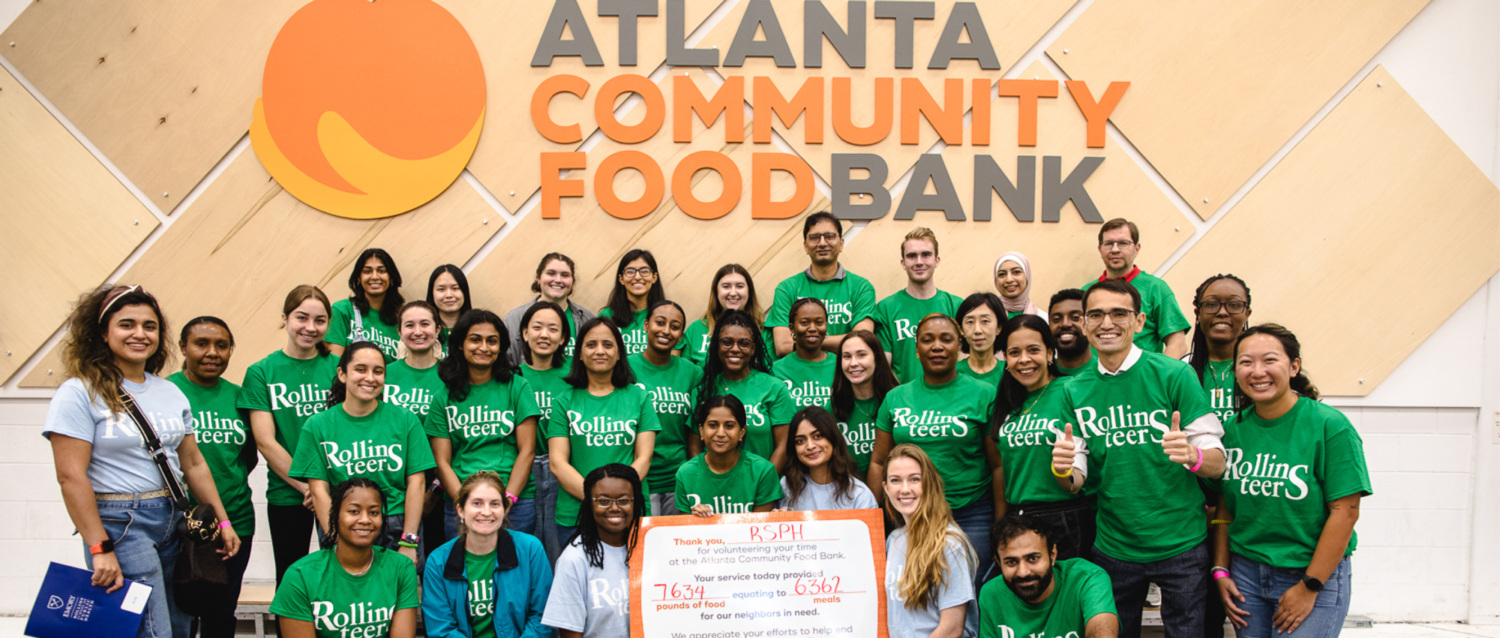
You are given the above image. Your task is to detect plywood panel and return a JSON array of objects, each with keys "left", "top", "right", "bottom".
[
  {"left": 468, "top": 69, "right": 827, "bottom": 324},
  {"left": 20, "top": 151, "right": 504, "bottom": 388},
  {"left": 698, "top": 0, "right": 1076, "bottom": 187},
  {"left": 823, "top": 61, "right": 1194, "bottom": 302},
  {"left": 0, "top": 66, "right": 158, "bottom": 385},
  {"left": 452, "top": 0, "right": 722, "bottom": 211},
  {"left": 1049, "top": 0, "right": 1428, "bottom": 219},
  {"left": 1, "top": 0, "right": 306, "bottom": 212},
  {"left": 1163, "top": 67, "right": 1499, "bottom": 397}
]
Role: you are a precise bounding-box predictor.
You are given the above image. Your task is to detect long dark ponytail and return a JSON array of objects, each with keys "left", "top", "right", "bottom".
[{"left": 326, "top": 342, "right": 387, "bottom": 408}]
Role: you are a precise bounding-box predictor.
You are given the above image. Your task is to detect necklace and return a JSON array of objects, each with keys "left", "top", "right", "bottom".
[
  {"left": 1021, "top": 381, "right": 1052, "bottom": 415},
  {"left": 1208, "top": 359, "right": 1233, "bottom": 386},
  {"left": 341, "top": 550, "right": 374, "bottom": 576}
]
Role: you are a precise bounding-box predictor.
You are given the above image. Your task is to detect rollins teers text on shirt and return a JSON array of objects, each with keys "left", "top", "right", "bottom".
[{"left": 530, "top": 0, "right": 1127, "bottom": 223}]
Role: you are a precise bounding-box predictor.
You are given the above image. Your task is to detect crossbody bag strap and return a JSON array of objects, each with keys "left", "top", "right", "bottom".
[
  {"left": 118, "top": 387, "right": 191, "bottom": 510},
  {"left": 351, "top": 301, "right": 367, "bottom": 343}
]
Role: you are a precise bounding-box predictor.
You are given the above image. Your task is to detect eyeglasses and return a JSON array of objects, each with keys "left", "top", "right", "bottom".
[
  {"left": 1084, "top": 309, "right": 1136, "bottom": 326},
  {"left": 719, "top": 338, "right": 755, "bottom": 351},
  {"left": 806, "top": 232, "right": 840, "bottom": 245},
  {"left": 1199, "top": 300, "right": 1247, "bottom": 315},
  {"left": 1099, "top": 240, "right": 1135, "bottom": 250},
  {"left": 592, "top": 497, "right": 634, "bottom": 509},
  {"left": 623, "top": 267, "right": 655, "bottom": 278}
]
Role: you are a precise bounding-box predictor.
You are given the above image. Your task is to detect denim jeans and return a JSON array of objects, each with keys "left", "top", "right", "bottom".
[
  {"left": 951, "top": 494, "right": 996, "bottom": 586},
  {"left": 650, "top": 492, "right": 678, "bottom": 516},
  {"left": 444, "top": 498, "right": 536, "bottom": 542},
  {"left": 1229, "top": 554, "right": 1352, "bottom": 638},
  {"left": 87, "top": 496, "right": 189, "bottom": 638},
  {"left": 532, "top": 455, "right": 565, "bottom": 564},
  {"left": 193, "top": 536, "right": 251, "bottom": 638},
  {"left": 1092, "top": 541, "right": 1209, "bottom": 638}
]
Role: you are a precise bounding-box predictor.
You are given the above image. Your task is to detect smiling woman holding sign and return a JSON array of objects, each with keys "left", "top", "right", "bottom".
[{"left": 674, "top": 395, "right": 780, "bottom": 516}]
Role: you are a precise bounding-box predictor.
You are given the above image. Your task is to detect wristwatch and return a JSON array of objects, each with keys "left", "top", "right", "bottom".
[
  {"left": 400, "top": 533, "right": 421, "bottom": 545},
  {"left": 1301, "top": 574, "right": 1324, "bottom": 592},
  {"left": 89, "top": 538, "right": 115, "bottom": 555}
]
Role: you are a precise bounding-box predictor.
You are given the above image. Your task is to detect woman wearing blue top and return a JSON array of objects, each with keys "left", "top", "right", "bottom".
[
  {"left": 45, "top": 285, "right": 241, "bottom": 638},
  {"left": 424, "top": 471, "right": 552, "bottom": 638}
]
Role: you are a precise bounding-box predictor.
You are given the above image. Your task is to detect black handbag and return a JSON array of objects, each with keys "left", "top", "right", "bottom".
[{"left": 118, "top": 387, "right": 229, "bottom": 616}]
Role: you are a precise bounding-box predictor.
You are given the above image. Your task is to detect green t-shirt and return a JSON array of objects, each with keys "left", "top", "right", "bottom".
[
  {"left": 1217, "top": 397, "right": 1372, "bottom": 568},
  {"left": 1080, "top": 272, "right": 1190, "bottom": 354},
  {"left": 876, "top": 375, "right": 996, "bottom": 510},
  {"left": 628, "top": 353, "right": 702, "bottom": 494},
  {"left": 328, "top": 298, "right": 402, "bottom": 361},
  {"left": 873, "top": 289, "right": 963, "bottom": 383},
  {"left": 1198, "top": 358, "right": 1238, "bottom": 426},
  {"left": 291, "top": 402, "right": 437, "bottom": 506},
  {"left": 839, "top": 397, "right": 880, "bottom": 476},
  {"left": 521, "top": 364, "right": 572, "bottom": 497},
  {"left": 993, "top": 377, "right": 1080, "bottom": 505},
  {"left": 168, "top": 373, "right": 255, "bottom": 533},
  {"left": 712, "top": 371, "right": 796, "bottom": 462},
  {"left": 597, "top": 307, "right": 649, "bottom": 356},
  {"left": 383, "top": 359, "right": 443, "bottom": 418},
  {"left": 767, "top": 268, "right": 877, "bottom": 335},
  {"left": 679, "top": 319, "right": 774, "bottom": 367},
  {"left": 772, "top": 352, "right": 835, "bottom": 410},
  {"left": 1059, "top": 351, "right": 1214, "bottom": 562},
  {"left": 237, "top": 350, "right": 338, "bottom": 506},
  {"left": 978, "top": 558, "right": 1118, "bottom": 638},
  {"left": 1057, "top": 359, "right": 1093, "bottom": 378},
  {"left": 547, "top": 385, "right": 663, "bottom": 526},
  {"left": 674, "top": 452, "right": 781, "bottom": 514},
  {"left": 270, "top": 547, "right": 419, "bottom": 638},
  {"left": 957, "top": 358, "right": 1006, "bottom": 388},
  {"left": 423, "top": 377, "right": 543, "bottom": 497},
  {"left": 466, "top": 549, "right": 499, "bottom": 638}
]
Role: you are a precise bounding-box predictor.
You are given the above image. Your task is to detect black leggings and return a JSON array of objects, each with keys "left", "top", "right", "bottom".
[
  {"left": 193, "top": 537, "right": 253, "bottom": 638},
  {"left": 267, "top": 504, "right": 316, "bottom": 585}
]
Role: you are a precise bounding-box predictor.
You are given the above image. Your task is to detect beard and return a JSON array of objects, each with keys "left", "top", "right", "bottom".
[
  {"left": 1006, "top": 567, "right": 1055, "bottom": 604},
  {"left": 1053, "top": 327, "right": 1088, "bottom": 360}
]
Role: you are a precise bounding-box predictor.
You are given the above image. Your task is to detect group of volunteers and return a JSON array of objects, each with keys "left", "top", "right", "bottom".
[{"left": 44, "top": 211, "right": 1370, "bottom": 638}]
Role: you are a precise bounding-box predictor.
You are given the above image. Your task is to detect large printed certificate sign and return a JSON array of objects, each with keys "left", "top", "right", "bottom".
[{"left": 630, "top": 509, "right": 887, "bottom": 638}]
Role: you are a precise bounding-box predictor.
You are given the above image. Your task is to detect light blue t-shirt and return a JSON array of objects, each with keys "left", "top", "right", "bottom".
[
  {"left": 779, "top": 476, "right": 878, "bottom": 511},
  {"left": 885, "top": 525, "right": 979, "bottom": 638},
  {"left": 543, "top": 537, "right": 630, "bottom": 638},
  {"left": 43, "top": 375, "right": 196, "bottom": 494}
]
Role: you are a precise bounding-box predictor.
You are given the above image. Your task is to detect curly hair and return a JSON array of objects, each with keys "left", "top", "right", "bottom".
[{"left": 62, "top": 285, "right": 172, "bottom": 414}]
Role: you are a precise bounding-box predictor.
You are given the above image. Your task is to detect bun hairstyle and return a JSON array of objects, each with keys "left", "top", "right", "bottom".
[
  {"left": 62, "top": 284, "right": 172, "bottom": 414},
  {"left": 325, "top": 341, "right": 386, "bottom": 408},
  {"left": 283, "top": 284, "right": 333, "bottom": 357},
  {"left": 325, "top": 477, "right": 385, "bottom": 548},
  {"left": 1231, "top": 323, "right": 1320, "bottom": 416},
  {"left": 347, "top": 247, "right": 404, "bottom": 325},
  {"left": 1188, "top": 274, "right": 1252, "bottom": 384}
]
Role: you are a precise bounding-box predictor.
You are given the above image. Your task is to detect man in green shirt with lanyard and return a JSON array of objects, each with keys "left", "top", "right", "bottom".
[
  {"left": 1050, "top": 278, "right": 1226, "bottom": 638},
  {"left": 981, "top": 514, "right": 1119, "bottom": 638},
  {"left": 873, "top": 227, "right": 963, "bottom": 383},
  {"left": 1080, "top": 219, "right": 1191, "bottom": 358},
  {"left": 768, "top": 212, "right": 877, "bottom": 358}
]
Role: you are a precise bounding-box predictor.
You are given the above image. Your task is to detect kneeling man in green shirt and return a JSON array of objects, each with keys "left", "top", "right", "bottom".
[{"left": 981, "top": 514, "right": 1118, "bottom": 638}]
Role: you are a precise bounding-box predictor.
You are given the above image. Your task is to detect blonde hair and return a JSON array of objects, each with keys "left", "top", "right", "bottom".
[
  {"left": 455, "top": 471, "right": 509, "bottom": 537},
  {"left": 883, "top": 444, "right": 975, "bottom": 610},
  {"left": 901, "top": 227, "right": 939, "bottom": 257}
]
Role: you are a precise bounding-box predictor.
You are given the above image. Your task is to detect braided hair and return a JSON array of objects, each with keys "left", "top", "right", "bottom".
[
  {"left": 574, "top": 464, "right": 646, "bottom": 569},
  {"left": 325, "top": 477, "right": 385, "bottom": 548},
  {"left": 694, "top": 310, "right": 771, "bottom": 424},
  {"left": 1188, "top": 274, "right": 1251, "bottom": 383}
]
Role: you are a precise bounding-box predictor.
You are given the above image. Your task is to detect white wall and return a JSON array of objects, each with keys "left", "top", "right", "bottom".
[{"left": 0, "top": 0, "right": 1496, "bottom": 623}]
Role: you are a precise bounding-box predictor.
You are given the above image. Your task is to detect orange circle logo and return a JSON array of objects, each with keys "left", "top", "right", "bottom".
[{"left": 250, "top": 0, "right": 485, "bottom": 219}]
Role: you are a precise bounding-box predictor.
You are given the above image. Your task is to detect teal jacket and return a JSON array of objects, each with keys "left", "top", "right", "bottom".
[{"left": 422, "top": 531, "right": 553, "bottom": 638}]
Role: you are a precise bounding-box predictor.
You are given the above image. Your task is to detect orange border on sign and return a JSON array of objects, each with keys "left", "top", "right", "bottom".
[{"left": 629, "top": 509, "right": 889, "bottom": 638}]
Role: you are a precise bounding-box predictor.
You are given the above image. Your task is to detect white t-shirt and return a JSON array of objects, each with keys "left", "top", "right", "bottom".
[
  {"left": 778, "top": 476, "right": 878, "bottom": 511},
  {"left": 544, "top": 537, "right": 630, "bottom": 638},
  {"left": 885, "top": 525, "right": 979, "bottom": 638},
  {"left": 42, "top": 376, "right": 195, "bottom": 494}
]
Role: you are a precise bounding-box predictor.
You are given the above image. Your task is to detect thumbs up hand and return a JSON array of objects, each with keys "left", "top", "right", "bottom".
[
  {"left": 1162, "top": 411, "right": 1196, "bottom": 465},
  {"left": 1052, "top": 423, "right": 1078, "bottom": 475}
]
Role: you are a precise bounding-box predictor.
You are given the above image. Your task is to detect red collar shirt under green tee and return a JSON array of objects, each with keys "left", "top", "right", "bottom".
[
  {"left": 772, "top": 352, "right": 835, "bottom": 410},
  {"left": 1217, "top": 397, "right": 1372, "bottom": 568},
  {"left": 876, "top": 374, "right": 996, "bottom": 511},
  {"left": 546, "top": 385, "right": 662, "bottom": 527},
  {"left": 873, "top": 289, "right": 964, "bottom": 383},
  {"left": 237, "top": 350, "right": 338, "bottom": 507},
  {"left": 627, "top": 353, "right": 702, "bottom": 495},
  {"left": 1059, "top": 346, "right": 1224, "bottom": 563},
  {"left": 712, "top": 370, "right": 796, "bottom": 462},
  {"left": 993, "top": 376, "right": 1084, "bottom": 506},
  {"left": 767, "top": 265, "right": 877, "bottom": 337},
  {"left": 422, "top": 376, "right": 543, "bottom": 497},
  {"left": 290, "top": 401, "right": 438, "bottom": 507},
  {"left": 168, "top": 373, "right": 255, "bottom": 533}
]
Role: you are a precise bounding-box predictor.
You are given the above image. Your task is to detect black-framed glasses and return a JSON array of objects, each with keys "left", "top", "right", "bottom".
[
  {"left": 1084, "top": 309, "right": 1136, "bottom": 326},
  {"left": 719, "top": 338, "right": 755, "bottom": 351},
  {"left": 1199, "top": 300, "right": 1247, "bottom": 315},
  {"left": 623, "top": 267, "right": 655, "bottom": 278}
]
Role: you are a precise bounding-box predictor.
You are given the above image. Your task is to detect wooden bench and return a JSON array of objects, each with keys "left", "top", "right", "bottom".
[{"left": 234, "top": 585, "right": 276, "bottom": 638}]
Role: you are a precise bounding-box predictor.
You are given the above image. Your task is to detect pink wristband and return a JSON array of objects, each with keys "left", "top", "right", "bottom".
[
  {"left": 218, "top": 520, "right": 233, "bottom": 529},
  {"left": 1188, "top": 445, "right": 1204, "bottom": 473},
  {"left": 505, "top": 491, "right": 519, "bottom": 504},
  {"left": 1212, "top": 570, "right": 1230, "bottom": 580}
]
